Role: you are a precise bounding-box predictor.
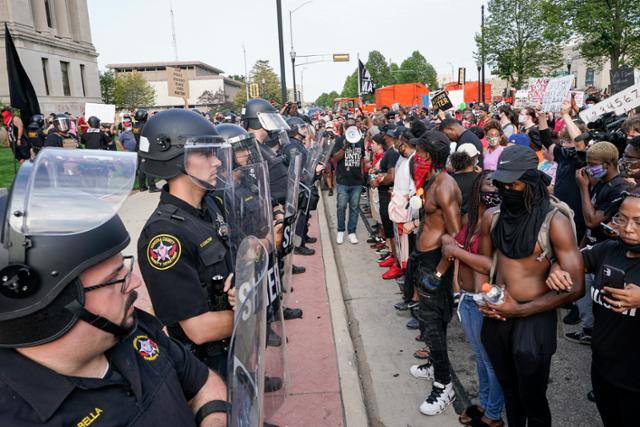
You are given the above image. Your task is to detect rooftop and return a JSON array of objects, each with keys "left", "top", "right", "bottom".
[{"left": 106, "top": 60, "right": 224, "bottom": 75}]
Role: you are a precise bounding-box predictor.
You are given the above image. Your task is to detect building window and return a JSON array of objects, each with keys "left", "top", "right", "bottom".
[
  {"left": 585, "top": 68, "right": 595, "bottom": 87},
  {"left": 60, "top": 61, "right": 71, "bottom": 96},
  {"left": 41, "top": 58, "right": 50, "bottom": 95},
  {"left": 79, "top": 64, "right": 86, "bottom": 96},
  {"left": 44, "top": 0, "right": 53, "bottom": 28}
]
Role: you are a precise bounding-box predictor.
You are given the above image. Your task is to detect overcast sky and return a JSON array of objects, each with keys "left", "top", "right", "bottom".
[{"left": 88, "top": 0, "right": 488, "bottom": 101}]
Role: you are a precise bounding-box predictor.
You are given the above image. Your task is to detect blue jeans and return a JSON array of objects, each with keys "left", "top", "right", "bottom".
[
  {"left": 336, "top": 184, "right": 361, "bottom": 234},
  {"left": 459, "top": 293, "right": 505, "bottom": 421}
]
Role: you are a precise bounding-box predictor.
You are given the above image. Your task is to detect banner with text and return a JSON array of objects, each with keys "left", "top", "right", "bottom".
[
  {"left": 579, "top": 83, "right": 640, "bottom": 124},
  {"left": 167, "top": 66, "right": 190, "bottom": 99},
  {"left": 541, "top": 75, "right": 574, "bottom": 112},
  {"left": 431, "top": 90, "right": 454, "bottom": 111}
]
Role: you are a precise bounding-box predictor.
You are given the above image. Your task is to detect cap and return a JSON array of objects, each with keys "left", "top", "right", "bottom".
[
  {"left": 456, "top": 143, "right": 480, "bottom": 157},
  {"left": 508, "top": 133, "right": 530, "bottom": 147},
  {"left": 372, "top": 133, "right": 385, "bottom": 145},
  {"left": 391, "top": 126, "right": 406, "bottom": 139},
  {"left": 425, "top": 130, "right": 450, "bottom": 145},
  {"left": 491, "top": 145, "right": 539, "bottom": 183}
]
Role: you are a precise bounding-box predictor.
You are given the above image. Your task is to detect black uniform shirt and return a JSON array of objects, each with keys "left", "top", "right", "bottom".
[
  {"left": 138, "top": 189, "right": 231, "bottom": 345},
  {"left": 0, "top": 310, "right": 208, "bottom": 426},
  {"left": 44, "top": 132, "right": 64, "bottom": 148}
]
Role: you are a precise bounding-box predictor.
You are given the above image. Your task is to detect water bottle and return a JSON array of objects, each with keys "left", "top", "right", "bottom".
[{"left": 482, "top": 283, "right": 505, "bottom": 305}]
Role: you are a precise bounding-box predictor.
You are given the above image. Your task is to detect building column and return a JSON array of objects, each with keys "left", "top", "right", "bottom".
[
  {"left": 31, "top": 0, "right": 49, "bottom": 32},
  {"left": 53, "top": 0, "right": 72, "bottom": 39}
]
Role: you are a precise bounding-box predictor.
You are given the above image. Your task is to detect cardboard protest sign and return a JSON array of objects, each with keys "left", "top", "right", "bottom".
[
  {"left": 610, "top": 67, "right": 635, "bottom": 94},
  {"left": 166, "top": 66, "right": 189, "bottom": 99},
  {"left": 541, "top": 75, "right": 573, "bottom": 112},
  {"left": 579, "top": 83, "right": 640, "bottom": 124},
  {"left": 514, "top": 90, "right": 529, "bottom": 109},
  {"left": 527, "top": 78, "right": 550, "bottom": 107},
  {"left": 431, "top": 90, "right": 453, "bottom": 111},
  {"left": 84, "top": 103, "right": 116, "bottom": 124}
]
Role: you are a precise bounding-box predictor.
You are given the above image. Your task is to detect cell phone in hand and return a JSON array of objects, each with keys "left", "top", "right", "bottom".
[{"left": 602, "top": 264, "right": 625, "bottom": 300}]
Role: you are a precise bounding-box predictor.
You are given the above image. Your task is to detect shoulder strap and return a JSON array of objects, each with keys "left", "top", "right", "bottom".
[
  {"left": 536, "top": 208, "right": 558, "bottom": 262},
  {"left": 489, "top": 209, "right": 501, "bottom": 283}
]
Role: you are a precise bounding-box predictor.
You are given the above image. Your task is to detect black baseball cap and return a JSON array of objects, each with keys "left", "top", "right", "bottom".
[{"left": 491, "top": 145, "right": 539, "bottom": 183}]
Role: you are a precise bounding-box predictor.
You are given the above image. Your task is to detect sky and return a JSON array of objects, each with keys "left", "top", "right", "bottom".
[{"left": 88, "top": 0, "right": 488, "bottom": 102}]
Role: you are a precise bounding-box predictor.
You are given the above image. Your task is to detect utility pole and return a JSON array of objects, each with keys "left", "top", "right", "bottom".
[
  {"left": 243, "top": 44, "right": 249, "bottom": 101},
  {"left": 276, "top": 0, "right": 287, "bottom": 104},
  {"left": 481, "top": 4, "right": 486, "bottom": 104}
]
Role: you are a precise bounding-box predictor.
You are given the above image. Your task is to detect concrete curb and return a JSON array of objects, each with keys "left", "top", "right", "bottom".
[{"left": 318, "top": 194, "right": 369, "bottom": 427}]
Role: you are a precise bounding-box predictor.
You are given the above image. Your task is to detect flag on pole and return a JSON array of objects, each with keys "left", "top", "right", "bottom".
[
  {"left": 5, "top": 23, "right": 41, "bottom": 123},
  {"left": 359, "top": 59, "right": 376, "bottom": 95}
]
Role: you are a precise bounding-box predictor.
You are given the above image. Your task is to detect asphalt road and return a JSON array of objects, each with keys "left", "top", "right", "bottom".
[{"left": 322, "top": 191, "right": 603, "bottom": 427}]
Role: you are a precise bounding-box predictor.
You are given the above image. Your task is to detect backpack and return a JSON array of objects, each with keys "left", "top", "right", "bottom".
[{"left": 489, "top": 195, "right": 576, "bottom": 282}]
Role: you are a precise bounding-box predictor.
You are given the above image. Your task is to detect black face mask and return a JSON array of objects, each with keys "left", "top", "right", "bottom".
[
  {"left": 561, "top": 146, "right": 577, "bottom": 158},
  {"left": 498, "top": 187, "right": 526, "bottom": 211},
  {"left": 480, "top": 191, "right": 501, "bottom": 208},
  {"left": 621, "top": 239, "right": 640, "bottom": 253}
]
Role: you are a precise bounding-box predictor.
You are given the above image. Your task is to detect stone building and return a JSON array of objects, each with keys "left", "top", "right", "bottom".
[
  {"left": 106, "top": 61, "right": 242, "bottom": 111},
  {"left": 0, "top": 0, "right": 101, "bottom": 116}
]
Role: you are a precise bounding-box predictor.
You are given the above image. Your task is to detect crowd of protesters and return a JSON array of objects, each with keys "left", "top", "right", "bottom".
[{"left": 320, "top": 96, "right": 640, "bottom": 427}]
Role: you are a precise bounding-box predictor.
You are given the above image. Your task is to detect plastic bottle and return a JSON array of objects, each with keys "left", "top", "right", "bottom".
[{"left": 482, "top": 283, "right": 505, "bottom": 305}]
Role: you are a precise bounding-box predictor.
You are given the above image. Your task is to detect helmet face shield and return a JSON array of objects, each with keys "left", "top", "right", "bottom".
[
  {"left": 54, "top": 116, "right": 71, "bottom": 133},
  {"left": 228, "top": 133, "right": 263, "bottom": 167},
  {"left": 276, "top": 129, "right": 290, "bottom": 148},
  {"left": 183, "top": 137, "right": 232, "bottom": 190},
  {"left": 257, "top": 112, "right": 290, "bottom": 131}
]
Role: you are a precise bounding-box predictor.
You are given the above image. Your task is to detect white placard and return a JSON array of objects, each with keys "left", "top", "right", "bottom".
[
  {"left": 84, "top": 103, "right": 116, "bottom": 124},
  {"left": 541, "top": 75, "right": 573, "bottom": 112},
  {"left": 447, "top": 90, "right": 465, "bottom": 110},
  {"left": 514, "top": 90, "right": 529, "bottom": 108},
  {"left": 579, "top": 83, "right": 640, "bottom": 123},
  {"left": 139, "top": 135, "right": 150, "bottom": 152}
]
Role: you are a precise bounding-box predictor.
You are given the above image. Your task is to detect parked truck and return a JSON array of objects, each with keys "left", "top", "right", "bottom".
[{"left": 333, "top": 82, "right": 430, "bottom": 113}]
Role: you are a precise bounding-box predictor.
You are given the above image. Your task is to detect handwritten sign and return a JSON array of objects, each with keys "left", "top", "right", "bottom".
[
  {"left": 579, "top": 83, "right": 640, "bottom": 124},
  {"left": 527, "top": 78, "right": 549, "bottom": 107},
  {"left": 431, "top": 90, "right": 453, "bottom": 111},
  {"left": 84, "top": 103, "right": 115, "bottom": 124},
  {"left": 541, "top": 75, "right": 573, "bottom": 112},
  {"left": 166, "top": 66, "right": 189, "bottom": 99},
  {"left": 514, "top": 90, "right": 529, "bottom": 109}
]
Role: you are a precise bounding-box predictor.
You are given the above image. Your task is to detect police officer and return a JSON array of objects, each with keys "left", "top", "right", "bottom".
[
  {"left": 0, "top": 150, "right": 228, "bottom": 426},
  {"left": 80, "top": 116, "right": 112, "bottom": 149},
  {"left": 133, "top": 109, "right": 159, "bottom": 192},
  {"left": 137, "top": 109, "right": 236, "bottom": 377},
  {"left": 44, "top": 113, "right": 72, "bottom": 148},
  {"left": 25, "top": 113, "right": 46, "bottom": 156}
]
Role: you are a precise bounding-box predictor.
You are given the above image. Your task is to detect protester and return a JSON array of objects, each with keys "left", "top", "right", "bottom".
[
  {"left": 498, "top": 106, "right": 517, "bottom": 137},
  {"left": 483, "top": 119, "right": 506, "bottom": 170},
  {"left": 450, "top": 144, "right": 481, "bottom": 215},
  {"left": 439, "top": 118, "right": 484, "bottom": 164}
]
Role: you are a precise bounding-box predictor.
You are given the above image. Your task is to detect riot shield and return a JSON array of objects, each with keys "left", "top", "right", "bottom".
[
  {"left": 279, "top": 152, "right": 302, "bottom": 299},
  {"left": 225, "top": 161, "right": 288, "bottom": 421},
  {"left": 227, "top": 236, "right": 269, "bottom": 427},
  {"left": 301, "top": 135, "right": 336, "bottom": 186}
]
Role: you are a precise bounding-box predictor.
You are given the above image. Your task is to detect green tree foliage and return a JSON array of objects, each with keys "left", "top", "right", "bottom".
[
  {"left": 546, "top": 0, "right": 640, "bottom": 69},
  {"left": 366, "top": 50, "right": 393, "bottom": 88},
  {"left": 476, "top": 0, "right": 564, "bottom": 87},
  {"left": 112, "top": 72, "right": 155, "bottom": 110},
  {"left": 341, "top": 70, "right": 358, "bottom": 98},
  {"left": 234, "top": 60, "right": 281, "bottom": 110},
  {"left": 314, "top": 90, "right": 341, "bottom": 108},
  {"left": 99, "top": 70, "right": 116, "bottom": 104},
  {"left": 396, "top": 51, "right": 439, "bottom": 89}
]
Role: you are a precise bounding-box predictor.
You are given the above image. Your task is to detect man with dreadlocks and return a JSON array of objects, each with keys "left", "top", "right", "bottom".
[
  {"left": 475, "top": 145, "right": 584, "bottom": 427},
  {"left": 408, "top": 130, "right": 462, "bottom": 416}
]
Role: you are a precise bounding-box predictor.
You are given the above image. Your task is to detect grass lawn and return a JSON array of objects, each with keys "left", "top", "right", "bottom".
[{"left": 0, "top": 147, "right": 17, "bottom": 190}]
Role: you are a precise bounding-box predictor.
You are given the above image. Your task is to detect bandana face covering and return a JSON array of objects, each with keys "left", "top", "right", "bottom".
[{"left": 480, "top": 191, "right": 501, "bottom": 208}]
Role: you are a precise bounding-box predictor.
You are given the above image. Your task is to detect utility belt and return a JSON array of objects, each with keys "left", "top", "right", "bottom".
[{"left": 191, "top": 339, "right": 229, "bottom": 359}]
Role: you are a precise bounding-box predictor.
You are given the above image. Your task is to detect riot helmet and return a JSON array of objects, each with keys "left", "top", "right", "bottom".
[
  {"left": 223, "top": 112, "right": 237, "bottom": 124},
  {"left": 285, "top": 116, "right": 310, "bottom": 139},
  {"left": 138, "top": 108, "right": 232, "bottom": 190},
  {"left": 241, "top": 98, "right": 280, "bottom": 131},
  {"left": 134, "top": 109, "right": 149, "bottom": 122},
  {"left": 215, "top": 123, "right": 263, "bottom": 167},
  {"left": 87, "top": 116, "right": 101, "bottom": 129},
  {"left": 30, "top": 114, "right": 45, "bottom": 128},
  {"left": 0, "top": 149, "right": 138, "bottom": 347},
  {"left": 53, "top": 113, "right": 71, "bottom": 133}
]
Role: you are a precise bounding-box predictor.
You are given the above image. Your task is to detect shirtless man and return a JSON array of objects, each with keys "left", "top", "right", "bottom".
[
  {"left": 408, "top": 131, "right": 462, "bottom": 416},
  {"left": 475, "top": 145, "right": 584, "bottom": 427}
]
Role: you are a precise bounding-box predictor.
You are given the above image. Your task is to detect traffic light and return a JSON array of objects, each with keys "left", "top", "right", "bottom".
[
  {"left": 333, "top": 54, "right": 350, "bottom": 62},
  {"left": 249, "top": 83, "right": 260, "bottom": 98}
]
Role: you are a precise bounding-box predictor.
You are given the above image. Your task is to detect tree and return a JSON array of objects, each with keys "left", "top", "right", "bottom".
[
  {"left": 234, "top": 60, "right": 281, "bottom": 110},
  {"left": 395, "top": 51, "right": 439, "bottom": 89},
  {"left": 315, "top": 91, "right": 340, "bottom": 108},
  {"left": 112, "top": 72, "right": 155, "bottom": 110},
  {"left": 366, "top": 50, "right": 393, "bottom": 88},
  {"left": 197, "top": 89, "right": 233, "bottom": 113},
  {"left": 476, "top": 0, "right": 564, "bottom": 87},
  {"left": 341, "top": 70, "right": 358, "bottom": 98},
  {"left": 546, "top": 0, "right": 640, "bottom": 69},
  {"left": 99, "top": 70, "right": 116, "bottom": 104}
]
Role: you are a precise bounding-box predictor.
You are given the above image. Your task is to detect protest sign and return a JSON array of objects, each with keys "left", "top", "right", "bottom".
[
  {"left": 514, "top": 90, "right": 529, "bottom": 109},
  {"left": 579, "top": 83, "right": 640, "bottom": 124},
  {"left": 431, "top": 90, "right": 453, "bottom": 111},
  {"left": 447, "top": 90, "right": 464, "bottom": 110},
  {"left": 527, "top": 78, "right": 549, "bottom": 107},
  {"left": 541, "top": 75, "right": 573, "bottom": 112},
  {"left": 166, "top": 66, "right": 190, "bottom": 100},
  {"left": 610, "top": 67, "right": 635, "bottom": 94},
  {"left": 84, "top": 103, "right": 116, "bottom": 124},
  {"left": 567, "top": 91, "right": 584, "bottom": 108}
]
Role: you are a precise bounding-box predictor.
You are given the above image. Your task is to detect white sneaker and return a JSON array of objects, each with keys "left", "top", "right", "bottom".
[
  {"left": 410, "top": 362, "right": 434, "bottom": 380},
  {"left": 348, "top": 233, "right": 358, "bottom": 244},
  {"left": 419, "top": 381, "right": 455, "bottom": 415},
  {"left": 336, "top": 232, "right": 344, "bottom": 244}
]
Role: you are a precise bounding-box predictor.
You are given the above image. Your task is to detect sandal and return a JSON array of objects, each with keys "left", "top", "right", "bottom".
[
  {"left": 413, "top": 347, "right": 431, "bottom": 359},
  {"left": 458, "top": 404, "right": 484, "bottom": 425}
]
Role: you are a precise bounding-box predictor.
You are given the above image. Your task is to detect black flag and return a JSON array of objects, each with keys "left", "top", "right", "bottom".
[
  {"left": 359, "top": 60, "right": 376, "bottom": 95},
  {"left": 5, "top": 24, "right": 41, "bottom": 123}
]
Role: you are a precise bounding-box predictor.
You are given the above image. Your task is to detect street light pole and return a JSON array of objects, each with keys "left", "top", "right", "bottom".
[
  {"left": 300, "top": 67, "right": 307, "bottom": 105},
  {"left": 447, "top": 61, "right": 454, "bottom": 82},
  {"left": 289, "top": 1, "right": 312, "bottom": 104},
  {"left": 276, "top": 0, "right": 287, "bottom": 104},
  {"left": 477, "top": 63, "right": 481, "bottom": 103},
  {"left": 481, "top": 4, "right": 486, "bottom": 104}
]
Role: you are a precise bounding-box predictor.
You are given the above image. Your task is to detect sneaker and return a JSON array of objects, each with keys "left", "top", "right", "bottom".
[
  {"left": 379, "top": 256, "right": 396, "bottom": 268},
  {"left": 283, "top": 307, "right": 303, "bottom": 320},
  {"left": 394, "top": 300, "right": 419, "bottom": 311},
  {"left": 366, "top": 237, "right": 378, "bottom": 244},
  {"left": 410, "top": 362, "right": 434, "bottom": 380},
  {"left": 565, "top": 330, "right": 592, "bottom": 345},
  {"left": 376, "top": 248, "right": 390, "bottom": 255},
  {"left": 383, "top": 264, "right": 404, "bottom": 280},
  {"left": 419, "top": 382, "right": 456, "bottom": 415},
  {"left": 292, "top": 265, "right": 306, "bottom": 275},
  {"left": 406, "top": 317, "right": 420, "bottom": 330},
  {"left": 305, "top": 236, "right": 318, "bottom": 244},
  {"left": 563, "top": 305, "right": 581, "bottom": 325},
  {"left": 348, "top": 233, "right": 358, "bottom": 244},
  {"left": 336, "top": 232, "right": 344, "bottom": 244},
  {"left": 294, "top": 246, "right": 315, "bottom": 256}
]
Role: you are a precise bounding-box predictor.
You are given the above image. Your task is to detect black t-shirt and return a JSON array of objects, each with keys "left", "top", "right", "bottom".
[
  {"left": 456, "top": 130, "right": 484, "bottom": 164},
  {"left": 378, "top": 148, "right": 400, "bottom": 193},
  {"left": 583, "top": 240, "right": 640, "bottom": 391},
  {"left": 44, "top": 132, "right": 63, "bottom": 148},
  {"left": 553, "top": 146, "right": 585, "bottom": 240},
  {"left": 332, "top": 137, "right": 365, "bottom": 186},
  {"left": 453, "top": 171, "right": 480, "bottom": 215},
  {"left": 81, "top": 130, "right": 112, "bottom": 150},
  {"left": 586, "top": 175, "right": 628, "bottom": 244}
]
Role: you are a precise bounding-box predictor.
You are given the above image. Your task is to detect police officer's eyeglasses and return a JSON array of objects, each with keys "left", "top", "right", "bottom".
[{"left": 83, "top": 256, "right": 135, "bottom": 294}]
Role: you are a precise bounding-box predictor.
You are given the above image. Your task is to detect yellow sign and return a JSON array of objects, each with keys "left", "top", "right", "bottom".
[
  {"left": 333, "top": 54, "right": 350, "bottom": 62},
  {"left": 249, "top": 83, "right": 260, "bottom": 98},
  {"left": 166, "top": 66, "right": 190, "bottom": 99}
]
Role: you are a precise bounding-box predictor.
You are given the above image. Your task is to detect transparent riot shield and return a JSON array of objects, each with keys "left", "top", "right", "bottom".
[
  {"left": 301, "top": 135, "right": 335, "bottom": 186},
  {"left": 279, "top": 152, "right": 301, "bottom": 300},
  {"left": 225, "top": 161, "right": 288, "bottom": 421},
  {"left": 227, "top": 236, "right": 268, "bottom": 427}
]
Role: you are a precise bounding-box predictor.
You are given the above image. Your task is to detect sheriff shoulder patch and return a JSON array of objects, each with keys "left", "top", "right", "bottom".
[
  {"left": 147, "top": 234, "right": 181, "bottom": 270},
  {"left": 133, "top": 335, "right": 160, "bottom": 361}
]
